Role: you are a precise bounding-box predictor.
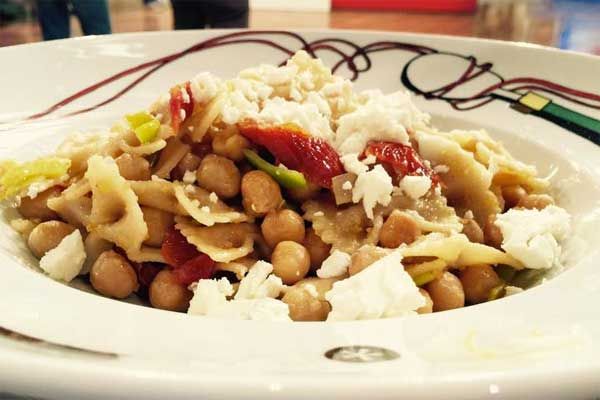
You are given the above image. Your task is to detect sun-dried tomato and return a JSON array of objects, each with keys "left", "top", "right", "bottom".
[
  {"left": 364, "top": 141, "right": 439, "bottom": 185},
  {"left": 172, "top": 254, "right": 216, "bottom": 286},
  {"left": 238, "top": 121, "right": 344, "bottom": 188},
  {"left": 161, "top": 226, "right": 199, "bottom": 267}
]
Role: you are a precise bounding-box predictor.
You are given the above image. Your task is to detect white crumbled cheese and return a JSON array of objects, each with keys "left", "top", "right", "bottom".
[
  {"left": 321, "top": 77, "right": 351, "bottom": 98},
  {"left": 200, "top": 206, "right": 210, "bottom": 213},
  {"left": 188, "top": 276, "right": 290, "bottom": 321},
  {"left": 495, "top": 205, "right": 571, "bottom": 270},
  {"left": 256, "top": 97, "right": 334, "bottom": 142},
  {"left": 325, "top": 249, "right": 425, "bottom": 321},
  {"left": 179, "top": 109, "right": 186, "bottom": 121},
  {"left": 313, "top": 211, "right": 324, "bottom": 217},
  {"left": 38, "top": 230, "right": 86, "bottom": 282},
  {"left": 304, "top": 91, "right": 332, "bottom": 117},
  {"left": 342, "top": 180, "right": 353, "bottom": 191},
  {"left": 218, "top": 76, "right": 273, "bottom": 125},
  {"left": 182, "top": 170, "right": 196, "bottom": 184},
  {"left": 464, "top": 210, "right": 474, "bottom": 220},
  {"left": 433, "top": 164, "right": 450, "bottom": 174},
  {"left": 352, "top": 164, "right": 394, "bottom": 219},
  {"left": 319, "top": 76, "right": 356, "bottom": 115},
  {"left": 316, "top": 250, "right": 351, "bottom": 278},
  {"left": 335, "top": 90, "right": 429, "bottom": 155},
  {"left": 209, "top": 192, "right": 218, "bottom": 203},
  {"left": 235, "top": 260, "right": 285, "bottom": 300},
  {"left": 184, "top": 185, "right": 195, "bottom": 194},
  {"left": 188, "top": 278, "right": 234, "bottom": 315},
  {"left": 240, "top": 63, "right": 297, "bottom": 86},
  {"left": 398, "top": 175, "right": 432, "bottom": 199},
  {"left": 189, "top": 72, "right": 221, "bottom": 104},
  {"left": 303, "top": 283, "right": 319, "bottom": 298},
  {"left": 340, "top": 153, "right": 368, "bottom": 175}
]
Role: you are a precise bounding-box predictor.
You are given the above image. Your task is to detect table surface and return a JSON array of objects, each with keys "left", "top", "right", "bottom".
[{"left": 0, "top": 0, "right": 599, "bottom": 55}]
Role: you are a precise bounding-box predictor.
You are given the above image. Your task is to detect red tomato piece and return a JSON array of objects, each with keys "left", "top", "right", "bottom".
[
  {"left": 172, "top": 254, "right": 216, "bottom": 286},
  {"left": 238, "top": 121, "right": 344, "bottom": 188},
  {"left": 169, "top": 81, "right": 194, "bottom": 133},
  {"left": 364, "top": 141, "right": 440, "bottom": 185},
  {"left": 161, "top": 227, "right": 199, "bottom": 267}
]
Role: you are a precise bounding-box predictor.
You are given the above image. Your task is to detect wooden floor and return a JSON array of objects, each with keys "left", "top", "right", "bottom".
[{"left": 1, "top": 0, "right": 599, "bottom": 55}]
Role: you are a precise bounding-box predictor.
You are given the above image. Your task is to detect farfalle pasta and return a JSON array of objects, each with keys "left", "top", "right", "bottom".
[{"left": 0, "top": 51, "right": 571, "bottom": 322}]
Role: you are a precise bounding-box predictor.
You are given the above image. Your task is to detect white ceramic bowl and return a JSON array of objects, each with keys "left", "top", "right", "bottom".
[{"left": 0, "top": 30, "right": 599, "bottom": 400}]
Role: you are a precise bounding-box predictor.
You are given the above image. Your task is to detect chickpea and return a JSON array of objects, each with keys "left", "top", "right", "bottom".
[
  {"left": 241, "top": 170, "right": 283, "bottom": 216},
  {"left": 483, "top": 214, "right": 503, "bottom": 249},
  {"left": 416, "top": 288, "right": 433, "bottom": 314},
  {"left": 82, "top": 232, "right": 113, "bottom": 275},
  {"left": 379, "top": 211, "right": 421, "bottom": 248},
  {"left": 287, "top": 182, "right": 321, "bottom": 202},
  {"left": 461, "top": 218, "right": 484, "bottom": 244},
  {"left": 196, "top": 154, "right": 241, "bottom": 199},
  {"left": 517, "top": 194, "right": 555, "bottom": 210},
  {"left": 349, "top": 245, "right": 388, "bottom": 276},
  {"left": 459, "top": 264, "right": 503, "bottom": 304},
  {"left": 271, "top": 241, "right": 310, "bottom": 285},
  {"left": 27, "top": 220, "right": 76, "bottom": 258},
  {"left": 502, "top": 185, "right": 527, "bottom": 209},
  {"left": 142, "top": 207, "right": 174, "bottom": 247},
  {"left": 90, "top": 250, "right": 139, "bottom": 299},
  {"left": 17, "top": 187, "right": 61, "bottom": 221},
  {"left": 171, "top": 152, "right": 202, "bottom": 181},
  {"left": 304, "top": 228, "right": 331, "bottom": 271},
  {"left": 115, "top": 153, "right": 151, "bottom": 181},
  {"left": 261, "top": 209, "right": 305, "bottom": 248},
  {"left": 149, "top": 269, "right": 192, "bottom": 312},
  {"left": 212, "top": 132, "right": 249, "bottom": 162},
  {"left": 426, "top": 272, "right": 465, "bottom": 312},
  {"left": 282, "top": 286, "right": 330, "bottom": 321}
]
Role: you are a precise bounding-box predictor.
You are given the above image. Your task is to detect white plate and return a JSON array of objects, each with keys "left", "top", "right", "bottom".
[{"left": 0, "top": 30, "right": 599, "bottom": 400}]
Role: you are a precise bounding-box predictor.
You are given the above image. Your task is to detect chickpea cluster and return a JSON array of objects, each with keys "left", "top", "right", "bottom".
[{"left": 17, "top": 120, "right": 555, "bottom": 320}]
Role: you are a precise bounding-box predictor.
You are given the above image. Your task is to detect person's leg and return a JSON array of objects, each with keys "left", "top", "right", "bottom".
[
  {"left": 71, "top": 0, "right": 111, "bottom": 35},
  {"left": 171, "top": 0, "right": 207, "bottom": 30},
  {"left": 36, "top": 0, "right": 70, "bottom": 40},
  {"left": 209, "top": 0, "right": 248, "bottom": 28}
]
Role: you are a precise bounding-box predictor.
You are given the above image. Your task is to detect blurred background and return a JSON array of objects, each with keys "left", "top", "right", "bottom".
[{"left": 0, "top": 0, "right": 599, "bottom": 54}]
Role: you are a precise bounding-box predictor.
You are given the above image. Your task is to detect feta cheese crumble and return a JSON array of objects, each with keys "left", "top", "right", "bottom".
[
  {"left": 398, "top": 175, "right": 432, "bottom": 200},
  {"left": 188, "top": 262, "right": 290, "bottom": 321},
  {"left": 340, "top": 153, "right": 368, "bottom": 175},
  {"left": 256, "top": 97, "right": 334, "bottom": 142},
  {"left": 494, "top": 205, "right": 571, "bottom": 269},
  {"left": 182, "top": 170, "right": 196, "bottom": 184},
  {"left": 208, "top": 192, "right": 218, "bottom": 203},
  {"left": 189, "top": 72, "right": 221, "bottom": 104},
  {"left": 325, "top": 249, "right": 425, "bottom": 321},
  {"left": 342, "top": 180, "right": 353, "bottom": 191},
  {"left": 316, "top": 250, "right": 351, "bottom": 278},
  {"left": 234, "top": 260, "right": 285, "bottom": 300},
  {"left": 39, "top": 230, "right": 86, "bottom": 282},
  {"left": 335, "top": 90, "right": 429, "bottom": 155},
  {"left": 352, "top": 164, "right": 394, "bottom": 219}
]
